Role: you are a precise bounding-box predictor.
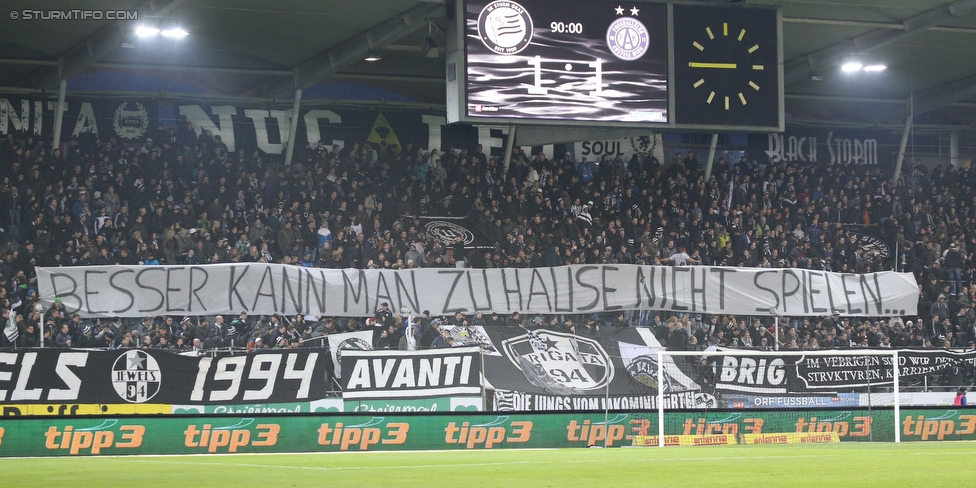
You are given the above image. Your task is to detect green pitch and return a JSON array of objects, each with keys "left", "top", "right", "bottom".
[{"left": 2, "top": 442, "right": 973, "bottom": 487}]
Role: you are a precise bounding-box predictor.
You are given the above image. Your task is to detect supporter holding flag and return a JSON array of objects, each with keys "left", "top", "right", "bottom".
[{"left": 2, "top": 307, "right": 18, "bottom": 346}]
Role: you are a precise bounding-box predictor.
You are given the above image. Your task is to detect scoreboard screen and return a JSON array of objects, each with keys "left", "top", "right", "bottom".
[
  {"left": 463, "top": 0, "right": 669, "bottom": 124},
  {"left": 447, "top": 0, "right": 784, "bottom": 132}
]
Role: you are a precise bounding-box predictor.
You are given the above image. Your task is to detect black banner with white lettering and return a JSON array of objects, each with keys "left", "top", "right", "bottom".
[
  {"left": 340, "top": 347, "right": 482, "bottom": 399},
  {"left": 468, "top": 326, "right": 713, "bottom": 411},
  {"left": 0, "top": 95, "right": 479, "bottom": 155},
  {"left": 6, "top": 346, "right": 974, "bottom": 410},
  {"left": 747, "top": 127, "right": 897, "bottom": 168},
  {"left": 167, "top": 100, "right": 445, "bottom": 156},
  {"left": 0, "top": 349, "right": 329, "bottom": 404},
  {"left": 713, "top": 349, "right": 976, "bottom": 395},
  {"left": 414, "top": 216, "right": 497, "bottom": 250},
  {"left": 0, "top": 96, "right": 158, "bottom": 145},
  {"left": 843, "top": 225, "right": 895, "bottom": 263}
]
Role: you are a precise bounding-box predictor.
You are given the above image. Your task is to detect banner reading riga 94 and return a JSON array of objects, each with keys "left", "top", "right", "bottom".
[{"left": 461, "top": 0, "right": 669, "bottom": 125}]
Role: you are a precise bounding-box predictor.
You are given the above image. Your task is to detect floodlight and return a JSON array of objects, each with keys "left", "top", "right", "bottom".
[
  {"left": 135, "top": 26, "right": 160, "bottom": 37},
  {"left": 161, "top": 27, "right": 189, "bottom": 39}
]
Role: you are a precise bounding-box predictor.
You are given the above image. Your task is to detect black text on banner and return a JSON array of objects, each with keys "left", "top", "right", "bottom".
[{"left": 37, "top": 264, "right": 919, "bottom": 318}]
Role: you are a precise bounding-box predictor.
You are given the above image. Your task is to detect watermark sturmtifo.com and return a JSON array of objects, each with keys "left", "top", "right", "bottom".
[{"left": 9, "top": 10, "right": 139, "bottom": 20}]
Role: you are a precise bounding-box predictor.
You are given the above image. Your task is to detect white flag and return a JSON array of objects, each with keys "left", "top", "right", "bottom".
[
  {"left": 327, "top": 330, "right": 373, "bottom": 379},
  {"left": 4, "top": 309, "right": 19, "bottom": 344}
]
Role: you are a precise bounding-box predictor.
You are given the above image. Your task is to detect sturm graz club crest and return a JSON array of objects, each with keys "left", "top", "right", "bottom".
[
  {"left": 425, "top": 220, "right": 475, "bottom": 246},
  {"left": 477, "top": 0, "right": 533, "bottom": 55},
  {"left": 336, "top": 336, "right": 371, "bottom": 363},
  {"left": 626, "top": 355, "right": 671, "bottom": 392},
  {"left": 111, "top": 350, "right": 161, "bottom": 403},
  {"left": 112, "top": 102, "right": 150, "bottom": 140},
  {"left": 501, "top": 330, "right": 613, "bottom": 395},
  {"left": 845, "top": 226, "right": 892, "bottom": 261},
  {"left": 606, "top": 14, "right": 649, "bottom": 61}
]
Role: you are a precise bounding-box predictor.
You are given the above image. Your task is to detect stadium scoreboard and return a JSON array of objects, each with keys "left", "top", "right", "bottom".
[{"left": 446, "top": 0, "right": 784, "bottom": 132}]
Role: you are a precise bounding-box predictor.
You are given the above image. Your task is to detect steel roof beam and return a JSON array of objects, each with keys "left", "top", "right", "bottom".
[
  {"left": 784, "top": 0, "right": 976, "bottom": 84},
  {"left": 912, "top": 74, "right": 976, "bottom": 115},
  {"left": 258, "top": 2, "right": 444, "bottom": 98}
]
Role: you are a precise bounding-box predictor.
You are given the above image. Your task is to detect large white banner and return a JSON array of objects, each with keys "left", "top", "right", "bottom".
[{"left": 36, "top": 264, "right": 919, "bottom": 318}]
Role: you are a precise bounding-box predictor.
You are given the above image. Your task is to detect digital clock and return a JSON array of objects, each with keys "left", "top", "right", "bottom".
[{"left": 550, "top": 21, "right": 583, "bottom": 34}]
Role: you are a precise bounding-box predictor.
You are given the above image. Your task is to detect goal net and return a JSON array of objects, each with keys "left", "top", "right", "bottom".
[{"left": 645, "top": 349, "right": 900, "bottom": 446}]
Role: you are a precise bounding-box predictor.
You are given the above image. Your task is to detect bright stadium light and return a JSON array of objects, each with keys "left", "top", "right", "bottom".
[
  {"left": 841, "top": 54, "right": 886, "bottom": 74},
  {"left": 161, "top": 27, "right": 189, "bottom": 39},
  {"left": 135, "top": 25, "right": 161, "bottom": 37}
]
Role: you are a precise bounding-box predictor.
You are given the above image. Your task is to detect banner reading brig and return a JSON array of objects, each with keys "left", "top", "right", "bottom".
[
  {"left": 37, "top": 264, "right": 919, "bottom": 318},
  {"left": 714, "top": 349, "right": 976, "bottom": 395}
]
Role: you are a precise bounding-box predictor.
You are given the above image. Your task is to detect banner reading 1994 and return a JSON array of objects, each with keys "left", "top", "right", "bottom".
[{"left": 37, "top": 264, "right": 918, "bottom": 318}]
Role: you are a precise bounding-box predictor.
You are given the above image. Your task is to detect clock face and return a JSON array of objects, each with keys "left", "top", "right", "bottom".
[{"left": 673, "top": 5, "right": 781, "bottom": 129}]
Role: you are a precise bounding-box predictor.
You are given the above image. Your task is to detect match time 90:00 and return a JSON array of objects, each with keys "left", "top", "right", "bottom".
[{"left": 551, "top": 22, "right": 583, "bottom": 34}]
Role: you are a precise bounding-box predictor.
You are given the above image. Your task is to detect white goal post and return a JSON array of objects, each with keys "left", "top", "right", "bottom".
[{"left": 656, "top": 349, "right": 901, "bottom": 446}]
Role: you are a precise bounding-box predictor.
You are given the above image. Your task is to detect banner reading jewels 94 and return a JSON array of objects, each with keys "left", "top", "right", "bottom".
[{"left": 462, "top": 0, "right": 669, "bottom": 124}]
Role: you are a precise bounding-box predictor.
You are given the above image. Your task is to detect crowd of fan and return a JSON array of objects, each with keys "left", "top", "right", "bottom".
[{"left": 1, "top": 122, "right": 976, "bottom": 353}]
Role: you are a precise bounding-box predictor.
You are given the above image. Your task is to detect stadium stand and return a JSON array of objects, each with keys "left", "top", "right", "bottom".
[{"left": 0, "top": 126, "right": 973, "bottom": 375}]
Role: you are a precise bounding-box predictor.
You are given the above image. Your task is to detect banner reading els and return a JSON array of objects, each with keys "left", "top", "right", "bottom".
[{"left": 0, "top": 350, "right": 330, "bottom": 405}]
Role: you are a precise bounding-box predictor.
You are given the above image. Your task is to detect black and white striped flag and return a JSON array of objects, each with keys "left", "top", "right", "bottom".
[{"left": 3, "top": 309, "right": 19, "bottom": 344}]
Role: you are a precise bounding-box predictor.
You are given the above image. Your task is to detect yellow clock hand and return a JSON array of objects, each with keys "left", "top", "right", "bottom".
[{"left": 688, "top": 62, "right": 737, "bottom": 69}]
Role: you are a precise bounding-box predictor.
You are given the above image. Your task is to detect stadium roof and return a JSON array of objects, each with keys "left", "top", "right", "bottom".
[{"left": 1, "top": 0, "right": 976, "bottom": 130}]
